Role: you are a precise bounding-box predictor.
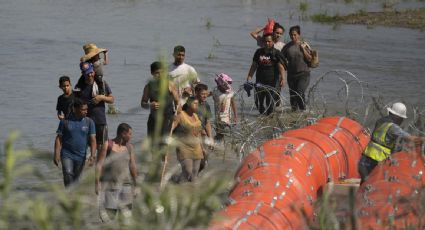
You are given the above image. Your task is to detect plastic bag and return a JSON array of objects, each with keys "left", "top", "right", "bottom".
[{"left": 263, "top": 18, "right": 275, "bottom": 35}]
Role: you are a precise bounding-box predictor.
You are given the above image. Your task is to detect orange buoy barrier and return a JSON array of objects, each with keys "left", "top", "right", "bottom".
[
  {"left": 356, "top": 150, "right": 425, "bottom": 229},
  {"left": 209, "top": 116, "right": 370, "bottom": 229}
]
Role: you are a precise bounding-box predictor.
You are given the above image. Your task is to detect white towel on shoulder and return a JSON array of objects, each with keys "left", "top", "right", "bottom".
[{"left": 92, "top": 81, "right": 99, "bottom": 97}]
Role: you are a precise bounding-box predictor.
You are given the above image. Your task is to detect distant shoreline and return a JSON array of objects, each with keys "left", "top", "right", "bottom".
[{"left": 311, "top": 8, "right": 425, "bottom": 30}]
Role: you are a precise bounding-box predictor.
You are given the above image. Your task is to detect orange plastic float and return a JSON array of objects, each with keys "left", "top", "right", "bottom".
[
  {"left": 209, "top": 116, "right": 370, "bottom": 230},
  {"left": 236, "top": 137, "right": 329, "bottom": 187},
  {"left": 283, "top": 128, "right": 347, "bottom": 181},
  {"left": 357, "top": 150, "right": 425, "bottom": 229},
  {"left": 308, "top": 123, "right": 362, "bottom": 178},
  {"left": 317, "top": 116, "right": 370, "bottom": 149}
]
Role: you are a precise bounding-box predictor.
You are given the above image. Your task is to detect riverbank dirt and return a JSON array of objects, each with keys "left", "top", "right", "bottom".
[{"left": 312, "top": 8, "right": 425, "bottom": 30}]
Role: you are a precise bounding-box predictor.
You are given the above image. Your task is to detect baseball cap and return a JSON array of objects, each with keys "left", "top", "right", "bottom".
[{"left": 79, "top": 62, "right": 94, "bottom": 76}]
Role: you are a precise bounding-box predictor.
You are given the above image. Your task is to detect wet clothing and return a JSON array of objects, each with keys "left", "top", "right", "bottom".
[
  {"left": 281, "top": 41, "right": 310, "bottom": 75},
  {"left": 95, "top": 124, "right": 108, "bottom": 145},
  {"left": 56, "top": 93, "right": 75, "bottom": 119},
  {"left": 101, "top": 141, "right": 133, "bottom": 209},
  {"left": 253, "top": 47, "right": 283, "bottom": 86},
  {"left": 179, "top": 159, "right": 201, "bottom": 182},
  {"left": 287, "top": 72, "right": 310, "bottom": 111},
  {"left": 145, "top": 78, "right": 175, "bottom": 138},
  {"left": 61, "top": 156, "right": 85, "bottom": 187},
  {"left": 173, "top": 111, "right": 203, "bottom": 161},
  {"left": 254, "top": 83, "right": 280, "bottom": 115},
  {"left": 56, "top": 115, "right": 96, "bottom": 162},
  {"left": 358, "top": 116, "right": 411, "bottom": 183},
  {"left": 282, "top": 41, "right": 311, "bottom": 111},
  {"left": 56, "top": 115, "right": 95, "bottom": 187},
  {"left": 252, "top": 47, "right": 283, "bottom": 114},
  {"left": 212, "top": 89, "right": 234, "bottom": 125},
  {"left": 75, "top": 80, "right": 112, "bottom": 125}
]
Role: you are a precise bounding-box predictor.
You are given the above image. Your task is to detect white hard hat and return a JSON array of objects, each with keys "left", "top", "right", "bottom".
[{"left": 387, "top": 102, "right": 407, "bottom": 119}]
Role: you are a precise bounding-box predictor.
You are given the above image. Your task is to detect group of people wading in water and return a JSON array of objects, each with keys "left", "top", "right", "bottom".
[{"left": 53, "top": 21, "right": 318, "bottom": 222}]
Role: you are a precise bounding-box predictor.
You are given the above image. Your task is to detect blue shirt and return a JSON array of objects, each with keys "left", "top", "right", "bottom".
[{"left": 56, "top": 116, "right": 96, "bottom": 162}]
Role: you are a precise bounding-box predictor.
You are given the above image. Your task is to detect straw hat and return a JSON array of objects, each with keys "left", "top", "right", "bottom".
[{"left": 80, "top": 43, "right": 107, "bottom": 62}]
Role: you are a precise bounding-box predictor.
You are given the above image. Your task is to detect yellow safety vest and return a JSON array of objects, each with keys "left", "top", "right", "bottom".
[{"left": 363, "top": 122, "right": 395, "bottom": 162}]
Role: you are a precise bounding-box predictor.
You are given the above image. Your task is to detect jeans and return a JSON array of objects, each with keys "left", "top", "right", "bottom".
[
  {"left": 357, "top": 155, "right": 378, "bottom": 184},
  {"left": 287, "top": 72, "right": 310, "bottom": 111},
  {"left": 255, "top": 84, "right": 280, "bottom": 115},
  {"left": 61, "top": 156, "right": 85, "bottom": 187}
]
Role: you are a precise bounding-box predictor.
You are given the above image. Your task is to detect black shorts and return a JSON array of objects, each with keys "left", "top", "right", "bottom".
[{"left": 95, "top": 124, "right": 108, "bottom": 144}]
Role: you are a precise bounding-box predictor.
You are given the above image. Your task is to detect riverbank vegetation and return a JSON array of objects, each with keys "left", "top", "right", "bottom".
[{"left": 311, "top": 8, "right": 425, "bottom": 30}]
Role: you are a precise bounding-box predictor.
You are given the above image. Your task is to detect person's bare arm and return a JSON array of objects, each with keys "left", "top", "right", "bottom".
[
  {"left": 231, "top": 97, "right": 238, "bottom": 123},
  {"left": 300, "top": 44, "right": 313, "bottom": 62},
  {"left": 247, "top": 62, "right": 257, "bottom": 82},
  {"left": 250, "top": 27, "right": 264, "bottom": 40},
  {"left": 95, "top": 139, "right": 107, "bottom": 195},
  {"left": 277, "top": 63, "right": 286, "bottom": 88},
  {"left": 53, "top": 135, "right": 62, "bottom": 167},
  {"left": 93, "top": 94, "right": 114, "bottom": 104},
  {"left": 169, "top": 82, "right": 181, "bottom": 112},
  {"left": 169, "top": 115, "right": 181, "bottom": 136},
  {"left": 405, "top": 135, "right": 425, "bottom": 146},
  {"left": 128, "top": 144, "right": 138, "bottom": 185},
  {"left": 88, "top": 135, "right": 97, "bottom": 166},
  {"left": 141, "top": 84, "right": 151, "bottom": 109}
]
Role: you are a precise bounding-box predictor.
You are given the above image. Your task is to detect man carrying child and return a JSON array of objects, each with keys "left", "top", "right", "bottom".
[{"left": 75, "top": 62, "right": 115, "bottom": 160}]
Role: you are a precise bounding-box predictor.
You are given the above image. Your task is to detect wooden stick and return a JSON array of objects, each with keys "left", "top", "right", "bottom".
[{"left": 159, "top": 152, "right": 168, "bottom": 189}]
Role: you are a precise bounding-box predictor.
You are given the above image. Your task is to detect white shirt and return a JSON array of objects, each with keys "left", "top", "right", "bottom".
[
  {"left": 168, "top": 63, "right": 199, "bottom": 98},
  {"left": 213, "top": 89, "right": 235, "bottom": 124}
]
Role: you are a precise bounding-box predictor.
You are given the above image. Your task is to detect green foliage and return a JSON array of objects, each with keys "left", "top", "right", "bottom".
[
  {"left": 310, "top": 13, "right": 343, "bottom": 23},
  {"left": 299, "top": 1, "right": 309, "bottom": 20},
  {"left": 204, "top": 17, "right": 213, "bottom": 30},
  {"left": 0, "top": 132, "right": 230, "bottom": 229},
  {"left": 356, "top": 8, "right": 368, "bottom": 16},
  {"left": 299, "top": 1, "right": 308, "bottom": 13}
]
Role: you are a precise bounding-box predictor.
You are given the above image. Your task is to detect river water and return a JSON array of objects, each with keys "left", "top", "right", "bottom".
[{"left": 0, "top": 0, "right": 424, "bottom": 176}]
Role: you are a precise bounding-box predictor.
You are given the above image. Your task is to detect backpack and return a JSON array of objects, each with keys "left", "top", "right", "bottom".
[{"left": 302, "top": 41, "right": 319, "bottom": 68}]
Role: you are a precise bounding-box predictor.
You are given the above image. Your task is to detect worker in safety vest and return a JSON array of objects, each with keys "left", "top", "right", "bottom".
[{"left": 358, "top": 102, "right": 425, "bottom": 183}]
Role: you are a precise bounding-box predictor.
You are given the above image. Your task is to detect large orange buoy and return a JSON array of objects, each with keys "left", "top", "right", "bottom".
[
  {"left": 235, "top": 137, "right": 329, "bottom": 188},
  {"left": 356, "top": 150, "right": 425, "bottom": 229},
  {"left": 283, "top": 128, "right": 347, "bottom": 181},
  {"left": 209, "top": 116, "right": 370, "bottom": 230}
]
